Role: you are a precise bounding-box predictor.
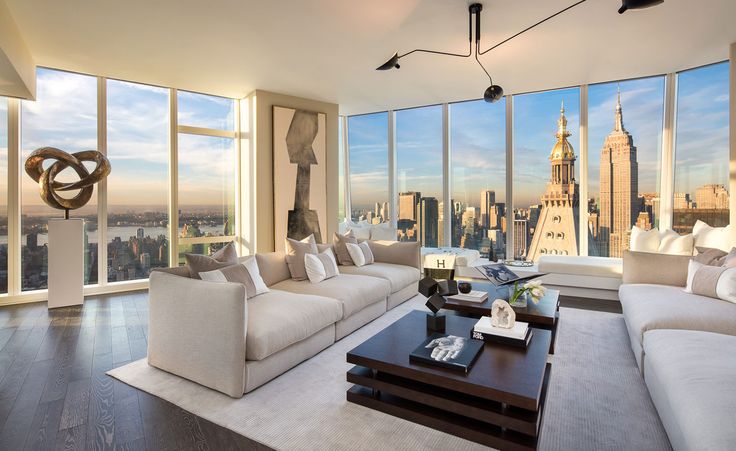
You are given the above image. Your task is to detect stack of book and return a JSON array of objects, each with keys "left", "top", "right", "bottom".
[
  {"left": 447, "top": 290, "right": 488, "bottom": 303},
  {"left": 472, "top": 316, "right": 532, "bottom": 348}
]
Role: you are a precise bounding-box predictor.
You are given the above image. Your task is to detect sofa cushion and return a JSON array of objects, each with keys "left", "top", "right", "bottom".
[
  {"left": 622, "top": 251, "right": 690, "bottom": 286},
  {"left": 254, "top": 252, "right": 291, "bottom": 287},
  {"left": 272, "top": 274, "right": 390, "bottom": 318},
  {"left": 185, "top": 241, "right": 239, "bottom": 279},
  {"left": 538, "top": 255, "right": 623, "bottom": 278},
  {"left": 246, "top": 289, "right": 342, "bottom": 361},
  {"left": 643, "top": 329, "right": 736, "bottom": 451},
  {"left": 619, "top": 284, "right": 736, "bottom": 344},
  {"left": 285, "top": 235, "right": 318, "bottom": 281},
  {"left": 339, "top": 262, "right": 420, "bottom": 293},
  {"left": 346, "top": 241, "right": 374, "bottom": 266},
  {"left": 368, "top": 240, "right": 421, "bottom": 269},
  {"left": 693, "top": 220, "right": 733, "bottom": 252}
]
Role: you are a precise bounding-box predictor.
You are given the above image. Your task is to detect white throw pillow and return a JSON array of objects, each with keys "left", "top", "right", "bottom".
[
  {"left": 693, "top": 220, "right": 733, "bottom": 252},
  {"left": 199, "top": 257, "right": 269, "bottom": 298},
  {"left": 630, "top": 226, "right": 660, "bottom": 253},
  {"left": 370, "top": 223, "right": 397, "bottom": 241},
  {"left": 685, "top": 258, "right": 736, "bottom": 303},
  {"left": 658, "top": 230, "right": 694, "bottom": 256},
  {"left": 304, "top": 249, "right": 339, "bottom": 284},
  {"left": 346, "top": 242, "right": 375, "bottom": 267}
]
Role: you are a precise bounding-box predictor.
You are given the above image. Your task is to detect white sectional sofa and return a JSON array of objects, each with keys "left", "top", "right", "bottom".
[
  {"left": 146, "top": 241, "right": 421, "bottom": 398},
  {"left": 619, "top": 250, "right": 736, "bottom": 451}
]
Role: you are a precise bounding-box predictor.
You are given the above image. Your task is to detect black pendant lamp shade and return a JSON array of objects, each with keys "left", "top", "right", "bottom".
[
  {"left": 618, "top": 0, "right": 664, "bottom": 14},
  {"left": 376, "top": 52, "right": 400, "bottom": 70},
  {"left": 484, "top": 85, "right": 504, "bottom": 103}
]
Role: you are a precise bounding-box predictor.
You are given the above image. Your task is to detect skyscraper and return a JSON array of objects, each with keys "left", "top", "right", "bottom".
[
  {"left": 598, "top": 90, "right": 638, "bottom": 258},
  {"left": 418, "top": 197, "right": 439, "bottom": 247},
  {"left": 527, "top": 103, "right": 580, "bottom": 261},
  {"left": 399, "top": 191, "right": 421, "bottom": 221},
  {"left": 695, "top": 184, "right": 729, "bottom": 209},
  {"left": 480, "top": 190, "right": 496, "bottom": 228},
  {"left": 513, "top": 219, "right": 528, "bottom": 260}
]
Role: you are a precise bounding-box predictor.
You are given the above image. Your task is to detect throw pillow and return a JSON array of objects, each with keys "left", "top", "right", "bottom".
[
  {"left": 723, "top": 248, "right": 736, "bottom": 268},
  {"left": 629, "top": 226, "right": 660, "bottom": 253},
  {"left": 184, "top": 241, "right": 239, "bottom": 279},
  {"left": 684, "top": 259, "right": 736, "bottom": 304},
  {"left": 693, "top": 247, "right": 728, "bottom": 266},
  {"left": 346, "top": 241, "right": 375, "bottom": 267},
  {"left": 199, "top": 257, "right": 269, "bottom": 298},
  {"left": 285, "top": 235, "right": 318, "bottom": 281},
  {"left": 657, "top": 230, "right": 694, "bottom": 256},
  {"left": 370, "top": 222, "right": 397, "bottom": 241},
  {"left": 693, "top": 220, "right": 732, "bottom": 252},
  {"left": 304, "top": 248, "right": 340, "bottom": 284},
  {"left": 332, "top": 230, "right": 358, "bottom": 266}
]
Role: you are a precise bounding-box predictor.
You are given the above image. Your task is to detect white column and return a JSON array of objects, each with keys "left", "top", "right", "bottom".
[
  {"left": 442, "top": 103, "right": 451, "bottom": 247},
  {"left": 730, "top": 43, "right": 736, "bottom": 237},
  {"left": 343, "top": 115, "right": 352, "bottom": 222},
  {"left": 168, "top": 89, "right": 179, "bottom": 266},
  {"left": 388, "top": 111, "right": 398, "bottom": 229},
  {"left": 7, "top": 98, "right": 20, "bottom": 296},
  {"left": 505, "top": 95, "right": 514, "bottom": 260},
  {"left": 579, "top": 85, "right": 589, "bottom": 256},
  {"left": 659, "top": 73, "right": 677, "bottom": 231},
  {"left": 96, "top": 77, "right": 107, "bottom": 286}
]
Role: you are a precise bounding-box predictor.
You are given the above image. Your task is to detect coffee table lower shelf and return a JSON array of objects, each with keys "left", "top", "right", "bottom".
[{"left": 346, "top": 364, "right": 551, "bottom": 451}]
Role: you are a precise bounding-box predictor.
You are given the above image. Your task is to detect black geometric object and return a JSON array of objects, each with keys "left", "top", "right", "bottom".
[
  {"left": 418, "top": 276, "right": 439, "bottom": 298},
  {"left": 426, "top": 312, "right": 446, "bottom": 332},
  {"left": 458, "top": 281, "right": 472, "bottom": 294},
  {"left": 437, "top": 280, "right": 458, "bottom": 297},
  {"left": 425, "top": 293, "right": 446, "bottom": 314},
  {"left": 285, "top": 110, "right": 322, "bottom": 243},
  {"left": 618, "top": 0, "right": 664, "bottom": 14}
]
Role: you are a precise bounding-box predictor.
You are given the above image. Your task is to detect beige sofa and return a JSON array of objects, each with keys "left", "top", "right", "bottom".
[
  {"left": 619, "top": 251, "right": 736, "bottom": 451},
  {"left": 147, "top": 241, "right": 421, "bottom": 398}
]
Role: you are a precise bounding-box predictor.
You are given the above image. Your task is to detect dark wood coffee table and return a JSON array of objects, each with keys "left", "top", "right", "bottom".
[
  {"left": 346, "top": 310, "right": 551, "bottom": 451},
  {"left": 443, "top": 280, "right": 560, "bottom": 353}
]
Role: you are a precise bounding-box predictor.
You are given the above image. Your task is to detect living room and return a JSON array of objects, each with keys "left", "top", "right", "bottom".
[{"left": 0, "top": 0, "right": 734, "bottom": 450}]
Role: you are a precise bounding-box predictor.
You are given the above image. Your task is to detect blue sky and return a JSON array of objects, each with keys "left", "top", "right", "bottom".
[
  {"left": 18, "top": 68, "right": 236, "bottom": 216},
  {"left": 348, "top": 62, "right": 729, "bottom": 210}
]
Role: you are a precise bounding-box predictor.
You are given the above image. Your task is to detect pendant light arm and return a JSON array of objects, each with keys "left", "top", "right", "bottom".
[
  {"left": 397, "top": 6, "right": 473, "bottom": 61},
  {"left": 478, "top": 0, "right": 588, "bottom": 55},
  {"left": 475, "top": 42, "right": 493, "bottom": 85}
]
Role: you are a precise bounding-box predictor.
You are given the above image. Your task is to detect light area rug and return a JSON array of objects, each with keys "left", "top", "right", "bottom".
[{"left": 108, "top": 295, "right": 672, "bottom": 451}]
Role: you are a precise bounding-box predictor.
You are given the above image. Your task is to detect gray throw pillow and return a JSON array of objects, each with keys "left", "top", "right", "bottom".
[
  {"left": 184, "top": 241, "right": 239, "bottom": 279},
  {"left": 285, "top": 235, "right": 318, "bottom": 280},
  {"left": 333, "top": 230, "right": 357, "bottom": 265},
  {"left": 693, "top": 246, "right": 728, "bottom": 266},
  {"left": 199, "top": 257, "right": 269, "bottom": 299}
]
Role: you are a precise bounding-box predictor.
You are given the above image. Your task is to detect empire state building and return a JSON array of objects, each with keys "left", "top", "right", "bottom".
[{"left": 598, "top": 91, "right": 638, "bottom": 258}]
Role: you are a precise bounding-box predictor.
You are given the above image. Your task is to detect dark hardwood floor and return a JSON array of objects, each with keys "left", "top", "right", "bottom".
[
  {"left": 0, "top": 291, "right": 271, "bottom": 451},
  {"left": 0, "top": 289, "right": 620, "bottom": 450}
]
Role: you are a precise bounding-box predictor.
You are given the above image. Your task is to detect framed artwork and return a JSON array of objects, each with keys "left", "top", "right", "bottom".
[{"left": 273, "top": 106, "right": 327, "bottom": 250}]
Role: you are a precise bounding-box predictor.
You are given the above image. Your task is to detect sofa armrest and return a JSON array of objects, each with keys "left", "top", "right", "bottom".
[
  {"left": 147, "top": 271, "right": 247, "bottom": 398},
  {"left": 622, "top": 250, "right": 691, "bottom": 286},
  {"left": 367, "top": 240, "right": 421, "bottom": 269}
]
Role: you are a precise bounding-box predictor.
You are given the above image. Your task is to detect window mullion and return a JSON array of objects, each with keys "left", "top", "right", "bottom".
[
  {"left": 579, "top": 85, "right": 589, "bottom": 256},
  {"left": 7, "top": 98, "right": 20, "bottom": 296},
  {"left": 97, "top": 77, "right": 108, "bottom": 286},
  {"left": 168, "top": 89, "right": 179, "bottom": 267}
]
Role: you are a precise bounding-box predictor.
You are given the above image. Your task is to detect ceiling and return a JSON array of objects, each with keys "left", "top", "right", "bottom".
[{"left": 5, "top": 0, "right": 736, "bottom": 115}]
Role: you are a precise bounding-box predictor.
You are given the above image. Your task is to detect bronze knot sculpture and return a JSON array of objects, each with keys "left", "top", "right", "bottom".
[{"left": 25, "top": 147, "right": 111, "bottom": 219}]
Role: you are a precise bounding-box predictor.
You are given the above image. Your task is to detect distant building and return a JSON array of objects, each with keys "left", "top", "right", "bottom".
[
  {"left": 399, "top": 191, "right": 421, "bottom": 221},
  {"left": 673, "top": 193, "right": 690, "bottom": 210},
  {"left": 527, "top": 103, "right": 580, "bottom": 261},
  {"left": 480, "top": 190, "right": 495, "bottom": 228},
  {"left": 136, "top": 227, "right": 144, "bottom": 239},
  {"left": 418, "top": 197, "right": 439, "bottom": 247},
  {"left": 514, "top": 219, "right": 528, "bottom": 260},
  {"left": 598, "top": 90, "right": 638, "bottom": 258},
  {"left": 695, "top": 184, "right": 729, "bottom": 209}
]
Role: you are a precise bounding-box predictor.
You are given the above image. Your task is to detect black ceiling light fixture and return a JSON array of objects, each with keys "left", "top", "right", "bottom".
[
  {"left": 377, "top": 0, "right": 664, "bottom": 103},
  {"left": 618, "top": 0, "right": 664, "bottom": 14}
]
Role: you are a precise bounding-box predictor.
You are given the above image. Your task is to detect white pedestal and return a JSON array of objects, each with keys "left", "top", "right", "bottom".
[{"left": 48, "top": 218, "right": 84, "bottom": 309}]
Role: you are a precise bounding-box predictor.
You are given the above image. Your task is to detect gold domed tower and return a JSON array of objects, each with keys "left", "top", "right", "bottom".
[{"left": 527, "top": 103, "right": 580, "bottom": 261}]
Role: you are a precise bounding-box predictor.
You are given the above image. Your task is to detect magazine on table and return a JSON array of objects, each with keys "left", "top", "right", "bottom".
[{"left": 476, "top": 263, "right": 545, "bottom": 286}]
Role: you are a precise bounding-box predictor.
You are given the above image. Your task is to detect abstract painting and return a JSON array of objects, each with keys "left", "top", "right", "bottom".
[{"left": 273, "top": 106, "right": 326, "bottom": 250}]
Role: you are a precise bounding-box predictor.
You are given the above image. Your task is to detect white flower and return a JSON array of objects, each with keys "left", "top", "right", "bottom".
[{"left": 531, "top": 288, "right": 542, "bottom": 298}]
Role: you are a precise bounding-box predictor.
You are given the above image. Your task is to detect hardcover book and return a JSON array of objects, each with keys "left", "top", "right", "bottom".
[
  {"left": 447, "top": 290, "right": 488, "bottom": 303},
  {"left": 472, "top": 328, "right": 533, "bottom": 349},
  {"left": 409, "top": 333, "right": 484, "bottom": 374}
]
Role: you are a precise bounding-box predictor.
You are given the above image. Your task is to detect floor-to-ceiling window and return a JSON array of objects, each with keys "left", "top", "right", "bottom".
[
  {"left": 338, "top": 118, "right": 346, "bottom": 222},
  {"left": 20, "top": 68, "right": 99, "bottom": 290},
  {"left": 673, "top": 62, "right": 730, "bottom": 233},
  {"left": 396, "top": 105, "right": 443, "bottom": 246},
  {"left": 0, "top": 98, "right": 7, "bottom": 294},
  {"left": 176, "top": 91, "right": 237, "bottom": 264},
  {"left": 513, "top": 88, "right": 580, "bottom": 261},
  {"left": 348, "top": 112, "right": 389, "bottom": 223},
  {"left": 587, "top": 76, "right": 665, "bottom": 257},
  {"left": 450, "top": 99, "right": 506, "bottom": 260},
  {"left": 107, "top": 79, "right": 170, "bottom": 282}
]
